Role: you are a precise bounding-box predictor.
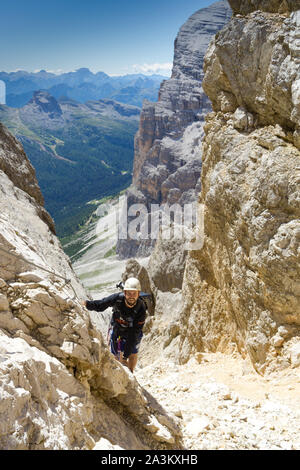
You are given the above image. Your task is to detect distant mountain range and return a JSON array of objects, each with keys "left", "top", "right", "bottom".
[
  {"left": 0, "top": 90, "right": 140, "bottom": 237},
  {"left": 0, "top": 68, "right": 167, "bottom": 108}
]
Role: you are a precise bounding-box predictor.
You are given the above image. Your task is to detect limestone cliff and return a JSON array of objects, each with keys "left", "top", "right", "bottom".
[
  {"left": 229, "top": 0, "right": 300, "bottom": 14},
  {"left": 0, "top": 123, "right": 55, "bottom": 234},
  {"left": 0, "top": 123, "right": 181, "bottom": 449},
  {"left": 117, "top": 1, "right": 232, "bottom": 259},
  {"left": 179, "top": 1, "right": 300, "bottom": 373}
]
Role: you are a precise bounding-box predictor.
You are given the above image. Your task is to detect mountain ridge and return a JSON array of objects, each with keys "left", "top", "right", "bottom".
[
  {"left": 0, "top": 68, "right": 167, "bottom": 108},
  {"left": 0, "top": 90, "right": 140, "bottom": 237}
]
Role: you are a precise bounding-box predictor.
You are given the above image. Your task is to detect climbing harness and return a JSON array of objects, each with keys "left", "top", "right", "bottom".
[
  {"left": 117, "top": 335, "right": 122, "bottom": 360},
  {"left": 107, "top": 325, "right": 125, "bottom": 359}
]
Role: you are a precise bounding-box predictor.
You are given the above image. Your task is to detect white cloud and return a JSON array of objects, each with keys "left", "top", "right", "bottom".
[
  {"left": 7, "top": 68, "right": 27, "bottom": 72},
  {"left": 132, "top": 62, "right": 172, "bottom": 76},
  {"left": 7, "top": 68, "right": 71, "bottom": 75},
  {"left": 33, "top": 68, "right": 71, "bottom": 75}
]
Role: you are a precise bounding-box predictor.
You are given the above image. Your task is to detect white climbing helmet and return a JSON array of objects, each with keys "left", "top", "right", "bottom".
[{"left": 124, "top": 277, "right": 141, "bottom": 291}]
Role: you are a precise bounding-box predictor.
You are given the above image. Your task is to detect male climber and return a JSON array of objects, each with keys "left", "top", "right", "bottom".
[{"left": 81, "top": 277, "right": 146, "bottom": 373}]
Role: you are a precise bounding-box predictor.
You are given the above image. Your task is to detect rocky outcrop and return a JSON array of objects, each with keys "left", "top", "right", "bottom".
[
  {"left": 117, "top": 1, "right": 232, "bottom": 259},
  {"left": 203, "top": 6, "right": 300, "bottom": 148},
  {"left": 28, "top": 90, "right": 63, "bottom": 118},
  {"left": 179, "top": 1, "right": 300, "bottom": 373},
  {"left": 0, "top": 123, "right": 55, "bottom": 233},
  {"left": 20, "top": 91, "right": 65, "bottom": 130},
  {"left": 0, "top": 123, "right": 182, "bottom": 449},
  {"left": 229, "top": 0, "right": 300, "bottom": 14}
]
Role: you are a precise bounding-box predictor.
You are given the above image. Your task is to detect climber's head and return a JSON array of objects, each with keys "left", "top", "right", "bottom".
[{"left": 124, "top": 277, "right": 141, "bottom": 307}]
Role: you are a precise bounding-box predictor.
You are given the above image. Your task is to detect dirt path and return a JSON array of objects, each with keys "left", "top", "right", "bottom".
[{"left": 135, "top": 352, "right": 300, "bottom": 450}]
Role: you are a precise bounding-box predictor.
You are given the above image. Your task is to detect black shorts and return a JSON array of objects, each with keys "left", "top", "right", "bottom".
[{"left": 109, "top": 328, "right": 143, "bottom": 357}]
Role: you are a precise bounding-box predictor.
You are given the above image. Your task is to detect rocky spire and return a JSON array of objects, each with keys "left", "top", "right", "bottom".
[{"left": 117, "top": 1, "right": 232, "bottom": 259}]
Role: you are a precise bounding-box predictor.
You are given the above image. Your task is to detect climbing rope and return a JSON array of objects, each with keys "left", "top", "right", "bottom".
[{"left": 0, "top": 244, "right": 79, "bottom": 302}]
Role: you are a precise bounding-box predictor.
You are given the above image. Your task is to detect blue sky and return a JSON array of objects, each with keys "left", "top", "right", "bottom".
[{"left": 1, "top": 0, "right": 218, "bottom": 76}]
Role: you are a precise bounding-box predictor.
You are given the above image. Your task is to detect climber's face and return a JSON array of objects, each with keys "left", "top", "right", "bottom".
[{"left": 124, "top": 289, "right": 139, "bottom": 307}]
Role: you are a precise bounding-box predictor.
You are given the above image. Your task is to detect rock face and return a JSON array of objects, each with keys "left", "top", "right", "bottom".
[
  {"left": 229, "top": 0, "right": 300, "bottom": 14},
  {"left": 0, "top": 123, "right": 55, "bottom": 233},
  {"left": 20, "top": 91, "right": 65, "bottom": 130},
  {"left": 116, "top": 1, "right": 232, "bottom": 259},
  {"left": 203, "top": 7, "right": 300, "bottom": 148},
  {"left": 0, "top": 123, "right": 181, "bottom": 449},
  {"left": 28, "top": 90, "right": 63, "bottom": 118},
  {"left": 179, "top": 2, "right": 300, "bottom": 373}
]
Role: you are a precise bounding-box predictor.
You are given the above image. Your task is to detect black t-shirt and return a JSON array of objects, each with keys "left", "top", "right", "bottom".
[{"left": 86, "top": 292, "right": 146, "bottom": 357}]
